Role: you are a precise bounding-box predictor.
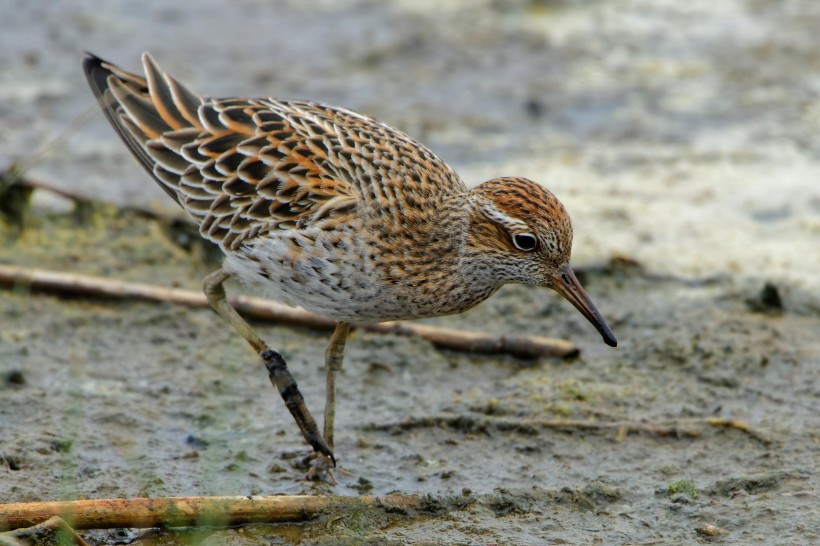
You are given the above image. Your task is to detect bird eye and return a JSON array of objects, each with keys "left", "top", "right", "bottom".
[{"left": 512, "top": 233, "right": 537, "bottom": 251}]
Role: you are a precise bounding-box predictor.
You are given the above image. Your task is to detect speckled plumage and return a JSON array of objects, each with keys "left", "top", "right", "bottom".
[
  {"left": 83, "top": 52, "right": 616, "bottom": 476},
  {"left": 83, "top": 53, "right": 606, "bottom": 328}
]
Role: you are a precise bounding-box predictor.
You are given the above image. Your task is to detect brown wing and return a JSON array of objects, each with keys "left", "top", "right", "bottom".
[{"left": 83, "top": 52, "right": 359, "bottom": 249}]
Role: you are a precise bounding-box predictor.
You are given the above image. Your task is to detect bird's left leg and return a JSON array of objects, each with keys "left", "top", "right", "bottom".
[{"left": 202, "top": 268, "right": 333, "bottom": 463}]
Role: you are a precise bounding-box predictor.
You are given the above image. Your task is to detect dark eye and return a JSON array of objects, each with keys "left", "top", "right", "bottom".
[{"left": 512, "top": 233, "right": 537, "bottom": 251}]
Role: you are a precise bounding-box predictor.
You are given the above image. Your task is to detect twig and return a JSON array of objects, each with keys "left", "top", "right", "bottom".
[
  {"left": 701, "top": 417, "right": 772, "bottom": 445},
  {"left": 0, "top": 494, "right": 421, "bottom": 532},
  {"left": 2, "top": 169, "right": 183, "bottom": 222},
  {"left": 0, "top": 264, "right": 578, "bottom": 358},
  {"left": 364, "top": 414, "right": 771, "bottom": 445},
  {"left": 2, "top": 171, "right": 84, "bottom": 204},
  {"left": 0, "top": 516, "right": 89, "bottom": 545}
]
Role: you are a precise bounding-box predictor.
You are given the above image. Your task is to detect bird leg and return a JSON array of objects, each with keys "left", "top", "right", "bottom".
[
  {"left": 202, "top": 268, "right": 334, "bottom": 463},
  {"left": 305, "top": 321, "right": 351, "bottom": 483},
  {"left": 323, "top": 321, "right": 351, "bottom": 450}
]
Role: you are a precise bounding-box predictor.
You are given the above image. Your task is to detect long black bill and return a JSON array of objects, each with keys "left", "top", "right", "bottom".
[{"left": 550, "top": 264, "right": 617, "bottom": 347}]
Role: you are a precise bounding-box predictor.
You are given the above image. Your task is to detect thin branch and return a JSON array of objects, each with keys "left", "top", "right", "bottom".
[
  {"left": 1, "top": 169, "right": 76, "bottom": 203},
  {"left": 364, "top": 414, "right": 772, "bottom": 445},
  {"left": 0, "top": 516, "right": 89, "bottom": 545},
  {"left": 2, "top": 170, "right": 182, "bottom": 221},
  {"left": 0, "top": 494, "right": 421, "bottom": 532},
  {"left": 0, "top": 264, "right": 578, "bottom": 358}
]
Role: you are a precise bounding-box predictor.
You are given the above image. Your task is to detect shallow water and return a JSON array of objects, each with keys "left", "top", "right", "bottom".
[{"left": 1, "top": 0, "right": 819, "bottom": 544}]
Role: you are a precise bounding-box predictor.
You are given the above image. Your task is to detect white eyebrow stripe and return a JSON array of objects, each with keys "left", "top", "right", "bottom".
[{"left": 479, "top": 200, "right": 530, "bottom": 231}]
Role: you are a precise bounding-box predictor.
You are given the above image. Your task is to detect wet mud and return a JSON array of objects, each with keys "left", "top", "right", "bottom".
[{"left": 1, "top": 0, "right": 819, "bottom": 544}]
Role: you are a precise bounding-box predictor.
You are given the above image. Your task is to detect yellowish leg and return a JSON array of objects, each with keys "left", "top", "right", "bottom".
[
  {"left": 202, "top": 268, "right": 334, "bottom": 463},
  {"left": 306, "top": 321, "right": 351, "bottom": 483},
  {"left": 323, "top": 321, "right": 352, "bottom": 450}
]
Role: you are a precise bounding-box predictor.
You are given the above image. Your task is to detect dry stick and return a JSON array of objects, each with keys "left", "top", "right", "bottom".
[
  {"left": 6, "top": 172, "right": 177, "bottom": 221},
  {"left": 2, "top": 171, "right": 76, "bottom": 203},
  {"left": 366, "top": 414, "right": 772, "bottom": 445},
  {"left": 0, "top": 516, "right": 89, "bottom": 545},
  {"left": 0, "top": 264, "right": 577, "bottom": 358},
  {"left": 0, "top": 494, "right": 421, "bottom": 532}
]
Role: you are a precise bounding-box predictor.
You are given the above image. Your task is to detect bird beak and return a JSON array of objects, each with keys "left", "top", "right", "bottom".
[{"left": 549, "top": 264, "right": 617, "bottom": 347}]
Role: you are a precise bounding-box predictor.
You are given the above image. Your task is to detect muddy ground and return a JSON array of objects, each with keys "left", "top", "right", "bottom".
[{"left": 1, "top": 0, "right": 819, "bottom": 544}]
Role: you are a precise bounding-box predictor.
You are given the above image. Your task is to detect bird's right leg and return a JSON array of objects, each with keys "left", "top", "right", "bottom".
[
  {"left": 305, "top": 321, "right": 351, "bottom": 483},
  {"left": 202, "top": 268, "right": 334, "bottom": 463}
]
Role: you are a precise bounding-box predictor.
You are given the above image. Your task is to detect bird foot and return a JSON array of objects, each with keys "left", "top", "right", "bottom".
[
  {"left": 303, "top": 451, "right": 337, "bottom": 484},
  {"left": 301, "top": 452, "right": 352, "bottom": 484}
]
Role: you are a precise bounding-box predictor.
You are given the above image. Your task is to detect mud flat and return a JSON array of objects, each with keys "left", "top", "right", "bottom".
[{"left": 2, "top": 0, "right": 819, "bottom": 543}]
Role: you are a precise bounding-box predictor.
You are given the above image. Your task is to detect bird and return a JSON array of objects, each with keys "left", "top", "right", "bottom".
[{"left": 83, "top": 52, "right": 617, "bottom": 482}]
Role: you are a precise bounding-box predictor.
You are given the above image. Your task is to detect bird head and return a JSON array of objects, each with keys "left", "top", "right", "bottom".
[{"left": 464, "top": 177, "right": 617, "bottom": 347}]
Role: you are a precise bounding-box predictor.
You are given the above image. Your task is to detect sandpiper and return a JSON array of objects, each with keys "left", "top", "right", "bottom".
[{"left": 83, "top": 52, "right": 616, "bottom": 481}]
